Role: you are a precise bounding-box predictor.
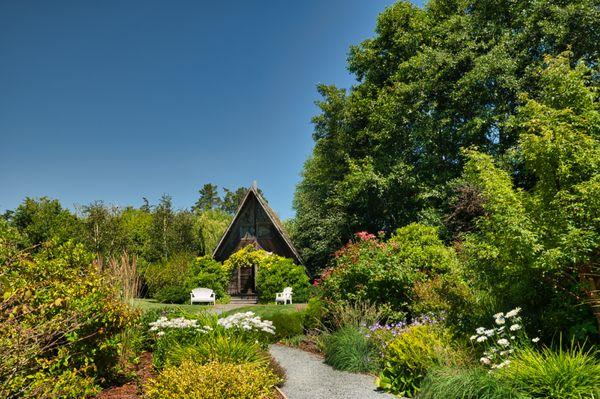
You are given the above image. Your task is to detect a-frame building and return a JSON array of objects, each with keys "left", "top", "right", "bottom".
[{"left": 212, "top": 184, "right": 302, "bottom": 298}]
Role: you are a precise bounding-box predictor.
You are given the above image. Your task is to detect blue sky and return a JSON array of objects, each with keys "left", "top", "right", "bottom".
[{"left": 0, "top": 0, "right": 423, "bottom": 219}]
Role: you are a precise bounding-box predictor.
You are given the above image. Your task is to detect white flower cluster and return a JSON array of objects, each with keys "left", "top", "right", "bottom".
[
  {"left": 470, "top": 307, "right": 539, "bottom": 370},
  {"left": 218, "top": 311, "right": 275, "bottom": 334},
  {"left": 149, "top": 316, "right": 213, "bottom": 337}
]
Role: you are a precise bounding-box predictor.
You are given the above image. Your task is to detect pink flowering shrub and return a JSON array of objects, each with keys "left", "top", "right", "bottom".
[{"left": 317, "top": 224, "right": 459, "bottom": 321}]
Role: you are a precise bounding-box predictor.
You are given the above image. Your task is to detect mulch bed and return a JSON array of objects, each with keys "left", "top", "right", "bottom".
[
  {"left": 296, "top": 339, "right": 323, "bottom": 357},
  {"left": 96, "top": 352, "right": 154, "bottom": 399}
]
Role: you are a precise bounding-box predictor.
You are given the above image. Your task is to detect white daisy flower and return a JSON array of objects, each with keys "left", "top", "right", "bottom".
[{"left": 505, "top": 307, "right": 521, "bottom": 318}]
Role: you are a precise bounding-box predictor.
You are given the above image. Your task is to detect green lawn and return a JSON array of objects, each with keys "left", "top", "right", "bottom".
[
  {"left": 220, "top": 303, "right": 306, "bottom": 318},
  {"left": 131, "top": 298, "right": 306, "bottom": 318},
  {"left": 131, "top": 298, "right": 215, "bottom": 314}
]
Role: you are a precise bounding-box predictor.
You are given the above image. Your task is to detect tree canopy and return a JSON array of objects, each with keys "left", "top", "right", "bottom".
[{"left": 293, "top": 0, "right": 600, "bottom": 275}]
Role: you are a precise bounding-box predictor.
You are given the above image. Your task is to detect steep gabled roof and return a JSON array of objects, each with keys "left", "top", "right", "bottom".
[{"left": 212, "top": 186, "right": 302, "bottom": 264}]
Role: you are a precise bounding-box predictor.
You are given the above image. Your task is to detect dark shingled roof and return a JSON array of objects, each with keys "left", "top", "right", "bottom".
[{"left": 212, "top": 186, "right": 302, "bottom": 264}]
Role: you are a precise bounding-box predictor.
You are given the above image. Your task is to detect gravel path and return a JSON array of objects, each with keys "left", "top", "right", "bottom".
[{"left": 269, "top": 345, "right": 395, "bottom": 399}]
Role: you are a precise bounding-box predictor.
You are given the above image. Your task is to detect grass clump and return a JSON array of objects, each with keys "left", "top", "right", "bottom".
[
  {"left": 419, "top": 367, "right": 528, "bottom": 399},
  {"left": 323, "top": 326, "right": 377, "bottom": 372},
  {"left": 166, "top": 335, "right": 269, "bottom": 368},
  {"left": 498, "top": 344, "right": 600, "bottom": 398}
]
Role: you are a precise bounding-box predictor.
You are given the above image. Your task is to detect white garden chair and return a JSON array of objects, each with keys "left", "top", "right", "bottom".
[
  {"left": 190, "top": 288, "right": 216, "bottom": 305},
  {"left": 275, "top": 287, "right": 293, "bottom": 305}
]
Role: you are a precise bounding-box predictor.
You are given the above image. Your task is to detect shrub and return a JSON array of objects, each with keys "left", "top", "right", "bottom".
[
  {"left": 498, "top": 344, "right": 600, "bottom": 398},
  {"left": 270, "top": 312, "right": 304, "bottom": 340},
  {"left": 142, "top": 253, "right": 194, "bottom": 304},
  {"left": 187, "top": 255, "right": 230, "bottom": 300},
  {"left": 328, "top": 300, "right": 383, "bottom": 329},
  {"left": 280, "top": 334, "right": 307, "bottom": 347},
  {"left": 154, "top": 285, "right": 189, "bottom": 304},
  {"left": 323, "top": 326, "right": 377, "bottom": 372},
  {"left": 367, "top": 314, "right": 441, "bottom": 366},
  {"left": 256, "top": 253, "right": 311, "bottom": 303},
  {"left": 419, "top": 367, "right": 528, "bottom": 399},
  {"left": 223, "top": 244, "right": 267, "bottom": 270},
  {"left": 376, "top": 324, "right": 458, "bottom": 397},
  {"left": 145, "top": 360, "right": 281, "bottom": 399},
  {"left": 138, "top": 307, "right": 185, "bottom": 350},
  {"left": 0, "top": 238, "right": 135, "bottom": 397},
  {"left": 225, "top": 245, "right": 311, "bottom": 303},
  {"left": 411, "top": 273, "right": 487, "bottom": 335},
  {"left": 303, "top": 297, "right": 325, "bottom": 330},
  {"left": 318, "top": 224, "right": 460, "bottom": 319}
]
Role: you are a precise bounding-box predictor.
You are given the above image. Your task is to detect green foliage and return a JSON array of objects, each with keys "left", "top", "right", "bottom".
[
  {"left": 0, "top": 236, "right": 135, "bottom": 398},
  {"left": 187, "top": 255, "right": 230, "bottom": 300},
  {"left": 419, "top": 367, "right": 528, "bottom": 399},
  {"left": 376, "top": 324, "right": 458, "bottom": 397},
  {"left": 144, "top": 360, "right": 281, "bottom": 399},
  {"left": 195, "top": 209, "right": 232, "bottom": 255},
  {"left": 323, "top": 326, "right": 377, "bottom": 373},
  {"left": 498, "top": 345, "right": 600, "bottom": 399},
  {"left": 151, "top": 312, "right": 220, "bottom": 369},
  {"left": 146, "top": 195, "right": 200, "bottom": 262},
  {"left": 154, "top": 285, "right": 190, "bottom": 304},
  {"left": 256, "top": 254, "right": 311, "bottom": 303},
  {"left": 80, "top": 201, "right": 129, "bottom": 260},
  {"left": 166, "top": 335, "right": 269, "bottom": 368},
  {"left": 318, "top": 224, "right": 459, "bottom": 319},
  {"left": 224, "top": 244, "right": 267, "bottom": 270},
  {"left": 192, "top": 183, "right": 222, "bottom": 212},
  {"left": 327, "top": 300, "right": 383, "bottom": 329},
  {"left": 11, "top": 197, "right": 83, "bottom": 247},
  {"left": 225, "top": 245, "right": 311, "bottom": 304},
  {"left": 193, "top": 184, "right": 262, "bottom": 215},
  {"left": 269, "top": 312, "right": 304, "bottom": 340},
  {"left": 459, "top": 53, "right": 600, "bottom": 338},
  {"left": 143, "top": 253, "right": 195, "bottom": 304},
  {"left": 293, "top": 0, "right": 600, "bottom": 275},
  {"left": 303, "top": 297, "right": 325, "bottom": 330}
]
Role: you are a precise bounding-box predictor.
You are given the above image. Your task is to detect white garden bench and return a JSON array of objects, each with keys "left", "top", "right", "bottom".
[
  {"left": 190, "top": 288, "right": 216, "bottom": 305},
  {"left": 275, "top": 287, "right": 293, "bottom": 305}
]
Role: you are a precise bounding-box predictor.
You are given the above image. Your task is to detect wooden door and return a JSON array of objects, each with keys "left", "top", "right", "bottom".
[{"left": 228, "top": 267, "right": 256, "bottom": 295}]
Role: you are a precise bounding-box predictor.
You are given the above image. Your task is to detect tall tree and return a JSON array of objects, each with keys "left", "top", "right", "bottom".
[
  {"left": 10, "top": 197, "right": 82, "bottom": 248},
  {"left": 294, "top": 0, "right": 600, "bottom": 274},
  {"left": 80, "top": 201, "right": 126, "bottom": 262},
  {"left": 148, "top": 195, "right": 175, "bottom": 261},
  {"left": 192, "top": 184, "right": 221, "bottom": 213},
  {"left": 221, "top": 186, "right": 265, "bottom": 215},
  {"left": 221, "top": 187, "right": 247, "bottom": 214},
  {"left": 196, "top": 209, "right": 232, "bottom": 255},
  {"left": 462, "top": 53, "right": 600, "bottom": 336}
]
